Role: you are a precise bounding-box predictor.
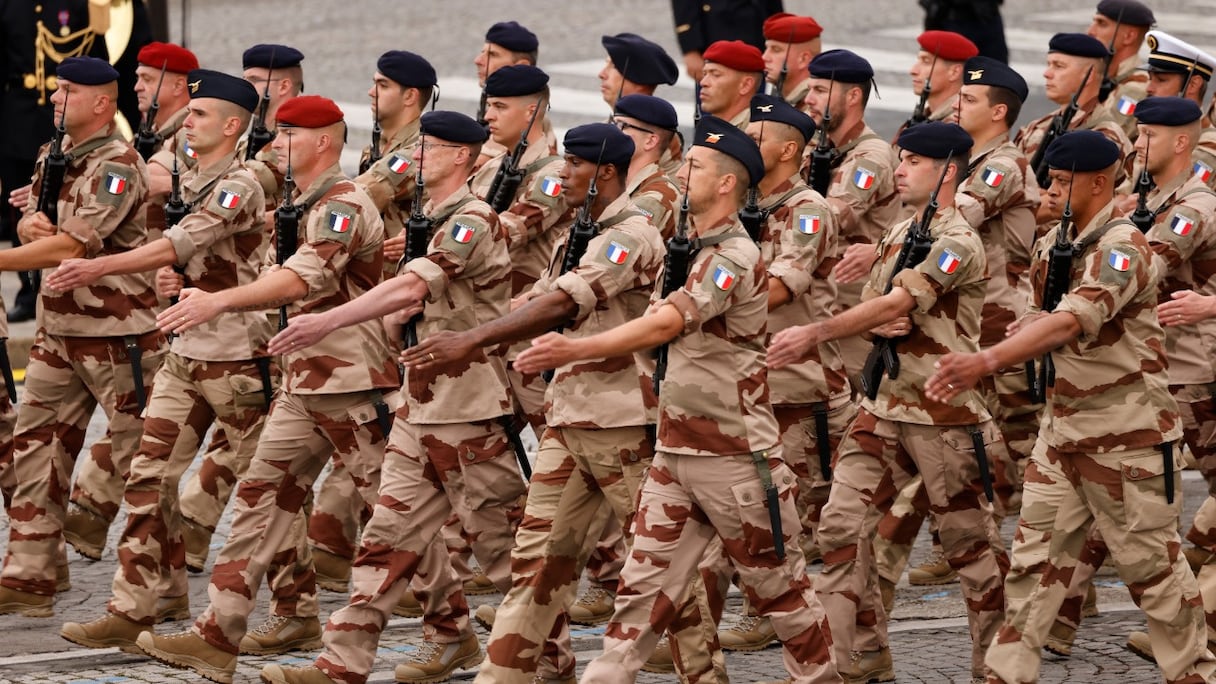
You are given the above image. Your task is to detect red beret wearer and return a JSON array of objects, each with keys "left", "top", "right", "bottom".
[
  {"left": 703, "top": 40, "right": 766, "bottom": 73},
  {"left": 762, "top": 13, "right": 824, "bottom": 43},
  {"left": 276, "top": 95, "right": 344, "bottom": 128},
  {"left": 137, "top": 41, "right": 199, "bottom": 74},
  {"left": 917, "top": 30, "right": 979, "bottom": 62}
]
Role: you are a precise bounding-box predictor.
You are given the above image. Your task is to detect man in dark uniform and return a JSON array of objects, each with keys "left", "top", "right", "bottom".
[{"left": 670, "top": 0, "right": 784, "bottom": 81}]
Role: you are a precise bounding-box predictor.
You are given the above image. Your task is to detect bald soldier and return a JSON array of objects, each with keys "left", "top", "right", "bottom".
[
  {"left": 760, "top": 12, "right": 823, "bottom": 113},
  {"left": 52, "top": 69, "right": 272, "bottom": 652},
  {"left": 136, "top": 95, "right": 398, "bottom": 684},
  {"left": 699, "top": 40, "right": 765, "bottom": 129},
  {"left": 1086, "top": 0, "right": 1155, "bottom": 141},
  {"left": 0, "top": 56, "right": 166, "bottom": 617},
  {"left": 926, "top": 129, "right": 1216, "bottom": 684}
]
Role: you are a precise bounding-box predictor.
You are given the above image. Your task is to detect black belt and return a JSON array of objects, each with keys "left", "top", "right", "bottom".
[
  {"left": 1163, "top": 441, "right": 1176, "bottom": 505},
  {"left": 123, "top": 335, "right": 147, "bottom": 412}
]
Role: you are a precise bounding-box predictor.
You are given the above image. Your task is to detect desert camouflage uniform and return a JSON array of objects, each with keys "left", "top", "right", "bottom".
[
  {"left": 874, "top": 138, "right": 1040, "bottom": 585},
  {"left": 580, "top": 213, "right": 838, "bottom": 684},
  {"left": 984, "top": 200, "right": 1216, "bottom": 684},
  {"left": 185, "top": 165, "right": 399, "bottom": 659},
  {"left": 0, "top": 297, "right": 17, "bottom": 506},
  {"left": 2, "top": 122, "right": 166, "bottom": 598},
  {"left": 141, "top": 106, "right": 190, "bottom": 238},
  {"left": 817, "top": 205, "right": 1007, "bottom": 677},
  {"left": 1098, "top": 53, "right": 1149, "bottom": 143},
  {"left": 308, "top": 186, "right": 524, "bottom": 683},
  {"left": 476, "top": 193, "right": 664, "bottom": 683},
  {"left": 782, "top": 78, "right": 811, "bottom": 115},
  {"left": 108, "top": 151, "right": 277, "bottom": 624},
  {"left": 1189, "top": 120, "right": 1216, "bottom": 192},
  {"left": 1015, "top": 99, "right": 1134, "bottom": 209}
]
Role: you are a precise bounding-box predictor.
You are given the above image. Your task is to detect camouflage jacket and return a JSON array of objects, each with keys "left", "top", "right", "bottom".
[
  {"left": 354, "top": 117, "right": 421, "bottom": 243},
  {"left": 626, "top": 162, "right": 680, "bottom": 241}
]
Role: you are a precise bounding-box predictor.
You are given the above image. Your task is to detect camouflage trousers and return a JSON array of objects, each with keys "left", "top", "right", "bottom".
[
  {"left": 579, "top": 449, "right": 839, "bottom": 684},
  {"left": 833, "top": 279, "right": 868, "bottom": 384},
  {"left": 778, "top": 397, "right": 857, "bottom": 550},
  {"left": 177, "top": 428, "right": 241, "bottom": 536},
  {"left": 476, "top": 425, "right": 653, "bottom": 683},
  {"left": 1, "top": 330, "right": 165, "bottom": 595},
  {"left": 309, "top": 459, "right": 370, "bottom": 562},
  {"left": 507, "top": 362, "right": 547, "bottom": 435},
  {"left": 818, "top": 409, "right": 1007, "bottom": 675},
  {"left": 985, "top": 438, "right": 1216, "bottom": 684},
  {"left": 313, "top": 416, "right": 526, "bottom": 683},
  {"left": 108, "top": 354, "right": 273, "bottom": 624},
  {"left": 0, "top": 390, "right": 19, "bottom": 507},
  {"left": 191, "top": 389, "right": 391, "bottom": 654}
]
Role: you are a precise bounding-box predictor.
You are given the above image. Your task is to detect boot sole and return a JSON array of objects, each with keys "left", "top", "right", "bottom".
[
  {"left": 845, "top": 669, "right": 896, "bottom": 684},
  {"left": 720, "top": 635, "right": 779, "bottom": 652},
  {"left": 640, "top": 662, "right": 677, "bottom": 674},
  {"left": 395, "top": 649, "right": 481, "bottom": 684},
  {"left": 906, "top": 573, "right": 958, "bottom": 586},
  {"left": 138, "top": 640, "right": 235, "bottom": 684},
  {"left": 156, "top": 607, "right": 192, "bottom": 624},
  {"left": 393, "top": 606, "right": 424, "bottom": 618},
  {"left": 60, "top": 630, "right": 147, "bottom": 654},
  {"left": 0, "top": 600, "right": 53, "bottom": 617},
  {"left": 1125, "top": 640, "right": 1157, "bottom": 665},
  {"left": 568, "top": 613, "right": 612, "bottom": 626},
  {"left": 473, "top": 612, "right": 494, "bottom": 631},
  {"left": 240, "top": 634, "right": 323, "bottom": 655},
  {"left": 316, "top": 577, "right": 349, "bottom": 593},
  {"left": 1043, "top": 640, "right": 1072, "bottom": 658},
  {"left": 462, "top": 584, "right": 499, "bottom": 596},
  {"left": 63, "top": 531, "right": 104, "bottom": 561}
]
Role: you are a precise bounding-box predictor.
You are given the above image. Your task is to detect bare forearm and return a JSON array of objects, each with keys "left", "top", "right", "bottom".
[
  {"left": 218, "top": 268, "right": 309, "bottom": 314},
  {"left": 468, "top": 290, "right": 577, "bottom": 348},
  {"left": 0, "top": 234, "right": 85, "bottom": 270},
  {"left": 94, "top": 239, "right": 179, "bottom": 276},
  {"left": 819, "top": 289, "right": 913, "bottom": 343},
  {"left": 981, "top": 311, "right": 1082, "bottom": 372},
  {"left": 578, "top": 304, "right": 683, "bottom": 359},
  {"left": 323, "top": 273, "right": 428, "bottom": 331}
]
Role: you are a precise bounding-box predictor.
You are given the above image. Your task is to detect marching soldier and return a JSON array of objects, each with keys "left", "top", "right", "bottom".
[
  {"left": 802, "top": 49, "right": 900, "bottom": 380},
  {"left": 598, "top": 32, "right": 679, "bottom": 110},
  {"left": 1086, "top": 0, "right": 1155, "bottom": 141},
  {"left": 136, "top": 95, "right": 398, "bottom": 683},
  {"left": 760, "top": 12, "right": 823, "bottom": 112},
  {"left": 237, "top": 43, "right": 305, "bottom": 201},
  {"left": 520, "top": 114, "right": 839, "bottom": 684},
  {"left": 1138, "top": 31, "right": 1216, "bottom": 193},
  {"left": 474, "top": 21, "right": 556, "bottom": 168},
  {"left": 896, "top": 30, "right": 978, "bottom": 138},
  {"left": 927, "top": 129, "right": 1216, "bottom": 684},
  {"left": 698, "top": 39, "right": 764, "bottom": 129},
  {"left": 259, "top": 110, "right": 519, "bottom": 684},
  {"left": 51, "top": 69, "right": 274, "bottom": 651},
  {"left": 770, "top": 122, "right": 1008, "bottom": 683},
  {"left": 0, "top": 56, "right": 166, "bottom": 616}
]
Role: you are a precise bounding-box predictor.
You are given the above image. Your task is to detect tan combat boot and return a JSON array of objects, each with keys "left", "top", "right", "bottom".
[
  {"left": 906, "top": 550, "right": 958, "bottom": 585},
  {"left": 239, "top": 614, "right": 323, "bottom": 655},
  {"left": 312, "top": 548, "right": 351, "bottom": 593},
  {"left": 137, "top": 629, "right": 237, "bottom": 684},
  {"left": 156, "top": 595, "right": 191, "bottom": 623},
  {"left": 568, "top": 584, "right": 614, "bottom": 625},
  {"left": 393, "top": 634, "right": 482, "bottom": 683},
  {"left": 1044, "top": 620, "right": 1076, "bottom": 658},
  {"left": 473, "top": 603, "right": 496, "bottom": 630},
  {"left": 260, "top": 663, "right": 338, "bottom": 683},
  {"left": 181, "top": 517, "right": 213, "bottom": 574},
  {"left": 879, "top": 576, "right": 896, "bottom": 616},
  {"left": 395, "top": 589, "right": 424, "bottom": 617},
  {"left": 0, "top": 585, "right": 53, "bottom": 617},
  {"left": 63, "top": 505, "right": 108, "bottom": 561},
  {"left": 55, "top": 563, "right": 71, "bottom": 593},
  {"left": 719, "top": 614, "right": 778, "bottom": 651},
  {"left": 640, "top": 635, "right": 675, "bottom": 673},
  {"left": 462, "top": 572, "right": 497, "bottom": 596},
  {"left": 60, "top": 612, "right": 150, "bottom": 652},
  {"left": 1126, "top": 630, "right": 1155, "bottom": 663},
  {"left": 840, "top": 646, "right": 896, "bottom": 683}
]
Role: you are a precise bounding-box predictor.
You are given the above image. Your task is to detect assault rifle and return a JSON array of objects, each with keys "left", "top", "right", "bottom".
[
  {"left": 1026, "top": 170, "right": 1076, "bottom": 403},
  {"left": 1097, "top": 9, "right": 1124, "bottom": 104},
  {"left": 165, "top": 140, "right": 191, "bottom": 306},
  {"left": 906, "top": 51, "right": 938, "bottom": 129},
  {"left": 808, "top": 78, "right": 835, "bottom": 196},
  {"left": 652, "top": 171, "right": 693, "bottom": 397},
  {"left": 134, "top": 62, "right": 168, "bottom": 161},
  {"left": 246, "top": 53, "right": 276, "bottom": 159},
  {"left": 1030, "top": 66, "right": 1093, "bottom": 188},
  {"left": 1129, "top": 136, "right": 1156, "bottom": 233},
  {"left": 738, "top": 123, "right": 765, "bottom": 240},
  {"left": 361, "top": 91, "right": 382, "bottom": 175},
  {"left": 37, "top": 93, "right": 69, "bottom": 225},
  {"left": 402, "top": 136, "right": 431, "bottom": 348},
  {"left": 486, "top": 94, "right": 545, "bottom": 212},
  {"left": 274, "top": 135, "right": 302, "bottom": 331}
]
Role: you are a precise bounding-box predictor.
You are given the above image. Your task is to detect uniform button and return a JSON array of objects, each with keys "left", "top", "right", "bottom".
[
  {"left": 702, "top": 3, "right": 711, "bottom": 10},
  {"left": 467, "top": 452, "right": 476, "bottom": 461},
  {"left": 742, "top": 493, "right": 752, "bottom": 503},
  {"left": 783, "top": 475, "right": 792, "bottom": 485},
  {"left": 1129, "top": 468, "right": 1140, "bottom": 478},
  {"left": 629, "top": 454, "right": 639, "bottom": 462}
]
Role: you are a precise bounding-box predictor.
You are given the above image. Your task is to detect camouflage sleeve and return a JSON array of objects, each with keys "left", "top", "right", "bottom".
[
  {"left": 829, "top": 144, "right": 893, "bottom": 236},
  {"left": 1194, "top": 137, "right": 1216, "bottom": 191},
  {"left": 769, "top": 200, "right": 834, "bottom": 299},
  {"left": 354, "top": 148, "right": 417, "bottom": 210},
  {"left": 61, "top": 154, "right": 147, "bottom": 257},
  {"left": 632, "top": 192, "right": 675, "bottom": 240},
  {"left": 500, "top": 159, "right": 567, "bottom": 247},
  {"left": 403, "top": 211, "right": 493, "bottom": 301},
  {"left": 246, "top": 146, "right": 284, "bottom": 205},
  {"left": 1148, "top": 196, "right": 1216, "bottom": 280},
  {"left": 1093, "top": 121, "right": 1134, "bottom": 187},
  {"left": 164, "top": 173, "right": 265, "bottom": 266},
  {"left": 283, "top": 197, "right": 366, "bottom": 298},
  {"left": 964, "top": 157, "right": 1021, "bottom": 222},
  {"left": 1054, "top": 230, "right": 1151, "bottom": 337},
  {"left": 664, "top": 250, "right": 748, "bottom": 335},
  {"left": 554, "top": 222, "right": 659, "bottom": 323},
  {"left": 892, "top": 230, "right": 984, "bottom": 314}
]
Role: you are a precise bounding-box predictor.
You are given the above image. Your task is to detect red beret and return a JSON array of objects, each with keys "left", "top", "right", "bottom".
[
  {"left": 703, "top": 40, "right": 766, "bottom": 73},
  {"left": 763, "top": 13, "right": 824, "bottom": 43},
  {"left": 137, "top": 41, "right": 199, "bottom": 74},
  {"left": 275, "top": 95, "right": 344, "bottom": 128},
  {"left": 917, "top": 31, "right": 979, "bottom": 62}
]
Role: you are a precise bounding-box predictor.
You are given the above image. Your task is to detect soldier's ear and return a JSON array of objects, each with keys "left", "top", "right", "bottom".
[
  {"left": 991, "top": 102, "right": 1007, "bottom": 125},
  {"left": 945, "top": 62, "right": 963, "bottom": 83}
]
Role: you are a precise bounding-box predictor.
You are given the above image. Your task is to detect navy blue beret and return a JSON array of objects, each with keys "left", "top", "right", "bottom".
[
  {"left": 693, "top": 114, "right": 764, "bottom": 187},
  {"left": 377, "top": 51, "right": 436, "bottom": 89},
  {"left": 564, "top": 123, "right": 635, "bottom": 168},
  {"left": 808, "top": 49, "right": 874, "bottom": 84},
  {"left": 420, "top": 111, "right": 488, "bottom": 144},
  {"left": 602, "top": 33, "right": 679, "bottom": 87},
  {"left": 484, "top": 65, "right": 549, "bottom": 98},
  {"left": 485, "top": 21, "right": 538, "bottom": 53},
  {"left": 1133, "top": 96, "right": 1202, "bottom": 126},
  {"left": 186, "top": 69, "right": 259, "bottom": 112},
  {"left": 1097, "top": 0, "right": 1155, "bottom": 27},
  {"left": 1048, "top": 33, "right": 1108, "bottom": 59},
  {"left": 963, "top": 56, "right": 1029, "bottom": 102},
  {"left": 896, "top": 121, "right": 973, "bottom": 159},
  {"left": 1045, "top": 130, "right": 1122, "bottom": 171},
  {"left": 242, "top": 44, "right": 304, "bottom": 70},
  {"left": 56, "top": 56, "right": 119, "bottom": 85},
  {"left": 614, "top": 94, "right": 678, "bottom": 130},
  {"left": 750, "top": 93, "right": 816, "bottom": 144}
]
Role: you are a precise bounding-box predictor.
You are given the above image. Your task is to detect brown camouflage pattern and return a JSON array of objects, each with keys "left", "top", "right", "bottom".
[
  {"left": 625, "top": 162, "right": 679, "bottom": 241},
  {"left": 1014, "top": 100, "right": 1134, "bottom": 199},
  {"left": 1192, "top": 123, "right": 1216, "bottom": 192},
  {"left": 354, "top": 118, "right": 419, "bottom": 278},
  {"left": 1096, "top": 54, "right": 1148, "bottom": 143}
]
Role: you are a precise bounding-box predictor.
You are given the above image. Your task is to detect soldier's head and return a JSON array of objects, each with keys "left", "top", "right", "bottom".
[
  {"left": 477, "top": 21, "right": 539, "bottom": 86},
  {"left": 894, "top": 122, "right": 972, "bottom": 208},
  {"left": 678, "top": 115, "right": 764, "bottom": 214},
  {"left": 52, "top": 57, "right": 120, "bottom": 135},
  {"left": 134, "top": 42, "right": 198, "bottom": 117},
  {"left": 1086, "top": 0, "right": 1154, "bottom": 58},
  {"left": 955, "top": 57, "right": 1028, "bottom": 137},
  {"left": 1133, "top": 97, "right": 1202, "bottom": 177},
  {"left": 482, "top": 65, "right": 549, "bottom": 147},
  {"left": 1041, "top": 130, "right": 1121, "bottom": 219},
  {"left": 761, "top": 13, "right": 823, "bottom": 89},
  {"left": 559, "top": 123, "right": 634, "bottom": 208},
  {"left": 746, "top": 94, "right": 816, "bottom": 175},
  {"left": 806, "top": 50, "right": 874, "bottom": 133},
  {"left": 613, "top": 94, "right": 679, "bottom": 166},
  {"left": 416, "top": 111, "right": 487, "bottom": 183},
  {"left": 1043, "top": 34, "right": 1106, "bottom": 106},
  {"left": 909, "top": 31, "right": 977, "bottom": 100},
  {"left": 183, "top": 69, "right": 259, "bottom": 157},
  {"left": 699, "top": 41, "right": 764, "bottom": 120},
  {"left": 1142, "top": 31, "right": 1214, "bottom": 104},
  {"left": 598, "top": 33, "right": 678, "bottom": 108},
  {"left": 271, "top": 95, "right": 346, "bottom": 175},
  {"left": 242, "top": 44, "right": 305, "bottom": 115},
  {"left": 370, "top": 51, "right": 437, "bottom": 127}
]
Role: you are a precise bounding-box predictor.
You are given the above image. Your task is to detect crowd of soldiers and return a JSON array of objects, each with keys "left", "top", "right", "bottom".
[{"left": 4, "top": 0, "right": 1216, "bottom": 683}]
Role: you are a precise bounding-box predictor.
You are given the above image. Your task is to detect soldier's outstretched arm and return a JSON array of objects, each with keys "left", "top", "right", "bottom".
[
  {"left": 769, "top": 286, "right": 914, "bottom": 369},
  {"left": 514, "top": 302, "right": 683, "bottom": 374},
  {"left": 1159, "top": 289, "right": 1216, "bottom": 326},
  {"left": 267, "top": 272, "right": 429, "bottom": 354},
  {"left": 47, "top": 239, "right": 178, "bottom": 290},
  {"left": 158, "top": 267, "right": 307, "bottom": 334},
  {"left": 0, "top": 233, "right": 85, "bottom": 271}
]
